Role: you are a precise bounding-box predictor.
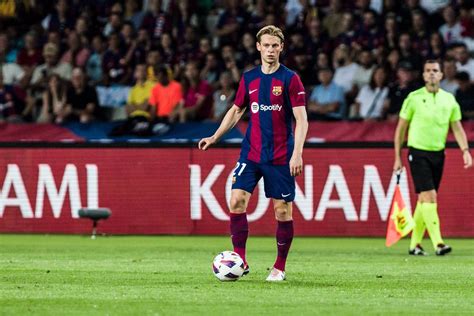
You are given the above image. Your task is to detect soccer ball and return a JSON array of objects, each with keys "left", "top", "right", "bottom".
[{"left": 212, "top": 251, "right": 245, "bottom": 281}]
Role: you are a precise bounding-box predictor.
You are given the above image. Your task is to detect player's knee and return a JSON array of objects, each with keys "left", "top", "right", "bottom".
[
  {"left": 229, "top": 196, "right": 247, "bottom": 213},
  {"left": 274, "top": 207, "right": 291, "bottom": 221},
  {"left": 419, "top": 190, "right": 437, "bottom": 203}
]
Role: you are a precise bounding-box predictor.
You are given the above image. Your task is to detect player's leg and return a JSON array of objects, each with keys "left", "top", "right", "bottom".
[
  {"left": 409, "top": 201, "right": 427, "bottom": 255},
  {"left": 262, "top": 163, "right": 295, "bottom": 281},
  {"left": 408, "top": 148, "right": 430, "bottom": 255},
  {"left": 421, "top": 151, "right": 451, "bottom": 255},
  {"left": 229, "top": 189, "right": 251, "bottom": 267},
  {"left": 230, "top": 159, "right": 261, "bottom": 270},
  {"left": 268, "top": 198, "right": 293, "bottom": 281}
]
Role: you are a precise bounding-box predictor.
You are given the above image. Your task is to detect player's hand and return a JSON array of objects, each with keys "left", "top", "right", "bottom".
[
  {"left": 198, "top": 136, "right": 216, "bottom": 151},
  {"left": 463, "top": 150, "right": 472, "bottom": 169},
  {"left": 393, "top": 158, "right": 403, "bottom": 173},
  {"left": 290, "top": 154, "right": 303, "bottom": 177}
]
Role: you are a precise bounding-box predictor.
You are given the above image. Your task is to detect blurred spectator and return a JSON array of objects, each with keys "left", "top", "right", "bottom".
[
  {"left": 332, "top": 44, "right": 358, "bottom": 95},
  {"left": 38, "top": 74, "right": 67, "bottom": 123},
  {"left": 440, "top": 59, "right": 459, "bottom": 94},
  {"left": 62, "top": 68, "right": 98, "bottom": 123},
  {"left": 410, "top": 10, "right": 430, "bottom": 56},
  {"left": 0, "top": 32, "right": 17, "bottom": 63},
  {"left": 238, "top": 32, "right": 260, "bottom": 69},
  {"left": 0, "top": 71, "right": 23, "bottom": 122},
  {"left": 126, "top": 64, "right": 155, "bottom": 119},
  {"left": 124, "top": 0, "right": 146, "bottom": 31},
  {"left": 17, "top": 32, "right": 42, "bottom": 67},
  {"left": 335, "top": 12, "right": 358, "bottom": 48},
  {"left": 149, "top": 65, "right": 183, "bottom": 122},
  {"left": 353, "top": 49, "right": 375, "bottom": 90},
  {"left": 350, "top": 66, "right": 389, "bottom": 120},
  {"left": 201, "top": 51, "right": 222, "bottom": 89},
  {"left": 141, "top": 0, "right": 172, "bottom": 40},
  {"left": 439, "top": 6, "right": 463, "bottom": 45},
  {"left": 454, "top": 71, "right": 474, "bottom": 120},
  {"left": 305, "top": 18, "right": 330, "bottom": 58},
  {"left": 453, "top": 43, "right": 474, "bottom": 82},
  {"left": 383, "top": 13, "right": 399, "bottom": 51},
  {"left": 31, "top": 43, "right": 72, "bottom": 86},
  {"left": 145, "top": 49, "right": 162, "bottom": 82},
  {"left": 160, "top": 33, "right": 176, "bottom": 65},
  {"left": 398, "top": 33, "right": 423, "bottom": 71},
  {"left": 41, "top": 0, "right": 74, "bottom": 34},
  {"left": 104, "top": 12, "right": 123, "bottom": 37},
  {"left": 172, "top": 61, "right": 213, "bottom": 122},
  {"left": 102, "top": 33, "right": 129, "bottom": 84},
  {"left": 427, "top": 32, "right": 446, "bottom": 60},
  {"left": 383, "top": 62, "right": 416, "bottom": 121},
  {"left": 221, "top": 44, "right": 241, "bottom": 84},
  {"left": 356, "top": 9, "right": 384, "bottom": 51},
  {"left": 1, "top": 53, "right": 25, "bottom": 86},
  {"left": 322, "top": 0, "right": 345, "bottom": 38},
  {"left": 74, "top": 16, "right": 90, "bottom": 47},
  {"left": 110, "top": 64, "right": 155, "bottom": 136},
  {"left": 212, "top": 71, "right": 235, "bottom": 121},
  {"left": 86, "top": 35, "right": 106, "bottom": 85},
  {"left": 308, "top": 68, "right": 346, "bottom": 120},
  {"left": 60, "top": 31, "right": 91, "bottom": 68},
  {"left": 215, "top": 0, "right": 248, "bottom": 46}
]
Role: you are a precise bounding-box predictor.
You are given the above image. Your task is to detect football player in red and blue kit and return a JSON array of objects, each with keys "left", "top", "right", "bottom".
[{"left": 199, "top": 25, "right": 308, "bottom": 281}]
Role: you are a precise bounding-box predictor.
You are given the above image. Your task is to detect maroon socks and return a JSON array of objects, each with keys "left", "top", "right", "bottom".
[
  {"left": 273, "top": 220, "right": 294, "bottom": 271},
  {"left": 230, "top": 213, "right": 248, "bottom": 264}
]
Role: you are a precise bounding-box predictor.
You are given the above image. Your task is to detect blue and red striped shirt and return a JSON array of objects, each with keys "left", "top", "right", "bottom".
[{"left": 234, "top": 64, "right": 306, "bottom": 165}]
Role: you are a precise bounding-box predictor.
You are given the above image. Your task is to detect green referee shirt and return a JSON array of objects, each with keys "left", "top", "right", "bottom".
[{"left": 400, "top": 87, "right": 462, "bottom": 151}]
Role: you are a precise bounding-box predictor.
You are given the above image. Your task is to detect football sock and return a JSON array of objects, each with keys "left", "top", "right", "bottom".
[
  {"left": 273, "top": 220, "right": 294, "bottom": 271},
  {"left": 410, "top": 202, "right": 426, "bottom": 249},
  {"left": 421, "top": 202, "right": 444, "bottom": 249},
  {"left": 230, "top": 212, "right": 248, "bottom": 264}
]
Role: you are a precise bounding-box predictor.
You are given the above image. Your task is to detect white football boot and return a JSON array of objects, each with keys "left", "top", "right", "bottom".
[{"left": 266, "top": 267, "right": 286, "bottom": 282}]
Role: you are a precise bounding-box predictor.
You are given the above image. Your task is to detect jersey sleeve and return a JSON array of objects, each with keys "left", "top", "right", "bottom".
[
  {"left": 450, "top": 96, "right": 462, "bottom": 122},
  {"left": 233, "top": 76, "right": 248, "bottom": 108},
  {"left": 289, "top": 74, "right": 306, "bottom": 107},
  {"left": 399, "top": 94, "right": 414, "bottom": 121}
]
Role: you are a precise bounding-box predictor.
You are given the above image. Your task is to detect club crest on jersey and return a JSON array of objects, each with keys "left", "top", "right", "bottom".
[
  {"left": 251, "top": 102, "right": 259, "bottom": 113},
  {"left": 272, "top": 86, "right": 282, "bottom": 96}
]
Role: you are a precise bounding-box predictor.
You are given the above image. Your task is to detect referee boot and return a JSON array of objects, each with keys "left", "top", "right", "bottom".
[
  {"left": 435, "top": 244, "right": 452, "bottom": 256},
  {"left": 409, "top": 244, "right": 428, "bottom": 256}
]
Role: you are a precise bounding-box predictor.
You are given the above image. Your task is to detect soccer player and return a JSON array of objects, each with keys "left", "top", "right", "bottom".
[
  {"left": 198, "top": 25, "right": 308, "bottom": 281},
  {"left": 393, "top": 59, "right": 472, "bottom": 256}
]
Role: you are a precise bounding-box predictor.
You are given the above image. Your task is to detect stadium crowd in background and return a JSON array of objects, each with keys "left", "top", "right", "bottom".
[{"left": 0, "top": 0, "right": 473, "bottom": 126}]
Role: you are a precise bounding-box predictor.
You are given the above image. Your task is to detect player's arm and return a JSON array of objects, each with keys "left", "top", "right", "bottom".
[
  {"left": 198, "top": 104, "right": 246, "bottom": 150},
  {"left": 290, "top": 106, "right": 308, "bottom": 176},
  {"left": 393, "top": 118, "right": 409, "bottom": 171},
  {"left": 450, "top": 120, "right": 472, "bottom": 169}
]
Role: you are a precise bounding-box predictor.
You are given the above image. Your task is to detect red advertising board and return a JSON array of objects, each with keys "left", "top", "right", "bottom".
[{"left": 0, "top": 147, "right": 472, "bottom": 237}]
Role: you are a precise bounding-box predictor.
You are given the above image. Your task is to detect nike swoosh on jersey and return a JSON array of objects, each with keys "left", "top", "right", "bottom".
[
  {"left": 249, "top": 89, "right": 258, "bottom": 94},
  {"left": 297, "top": 91, "right": 305, "bottom": 95}
]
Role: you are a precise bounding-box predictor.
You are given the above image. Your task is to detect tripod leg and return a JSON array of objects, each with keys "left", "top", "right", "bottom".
[{"left": 92, "top": 220, "right": 97, "bottom": 239}]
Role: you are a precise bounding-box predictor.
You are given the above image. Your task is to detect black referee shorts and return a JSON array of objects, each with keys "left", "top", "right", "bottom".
[{"left": 408, "top": 147, "right": 445, "bottom": 193}]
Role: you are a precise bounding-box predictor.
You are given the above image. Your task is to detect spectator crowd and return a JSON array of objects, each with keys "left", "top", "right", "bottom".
[{"left": 0, "top": 0, "right": 473, "bottom": 131}]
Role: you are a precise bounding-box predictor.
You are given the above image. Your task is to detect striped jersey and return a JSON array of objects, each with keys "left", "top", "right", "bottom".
[{"left": 234, "top": 64, "right": 306, "bottom": 165}]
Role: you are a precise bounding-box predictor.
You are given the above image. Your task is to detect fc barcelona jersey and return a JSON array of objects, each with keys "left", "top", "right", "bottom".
[{"left": 234, "top": 64, "right": 306, "bottom": 165}]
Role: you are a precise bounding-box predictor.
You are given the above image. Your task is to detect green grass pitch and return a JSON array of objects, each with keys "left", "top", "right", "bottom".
[{"left": 1, "top": 235, "right": 473, "bottom": 315}]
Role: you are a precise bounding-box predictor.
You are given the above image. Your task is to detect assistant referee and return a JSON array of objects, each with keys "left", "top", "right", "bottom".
[{"left": 394, "top": 59, "right": 472, "bottom": 256}]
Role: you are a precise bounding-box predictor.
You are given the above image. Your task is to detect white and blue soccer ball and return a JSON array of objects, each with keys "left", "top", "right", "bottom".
[{"left": 212, "top": 251, "right": 245, "bottom": 281}]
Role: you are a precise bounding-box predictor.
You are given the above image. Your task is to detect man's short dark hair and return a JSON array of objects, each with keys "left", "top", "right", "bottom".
[
  {"left": 454, "top": 71, "right": 470, "bottom": 82},
  {"left": 424, "top": 59, "right": 442, "bottom": 69}
]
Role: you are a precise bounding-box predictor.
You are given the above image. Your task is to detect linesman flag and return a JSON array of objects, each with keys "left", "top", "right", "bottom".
[{"left": 386, "top": 170, "right": 414, "bottom": 247}]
